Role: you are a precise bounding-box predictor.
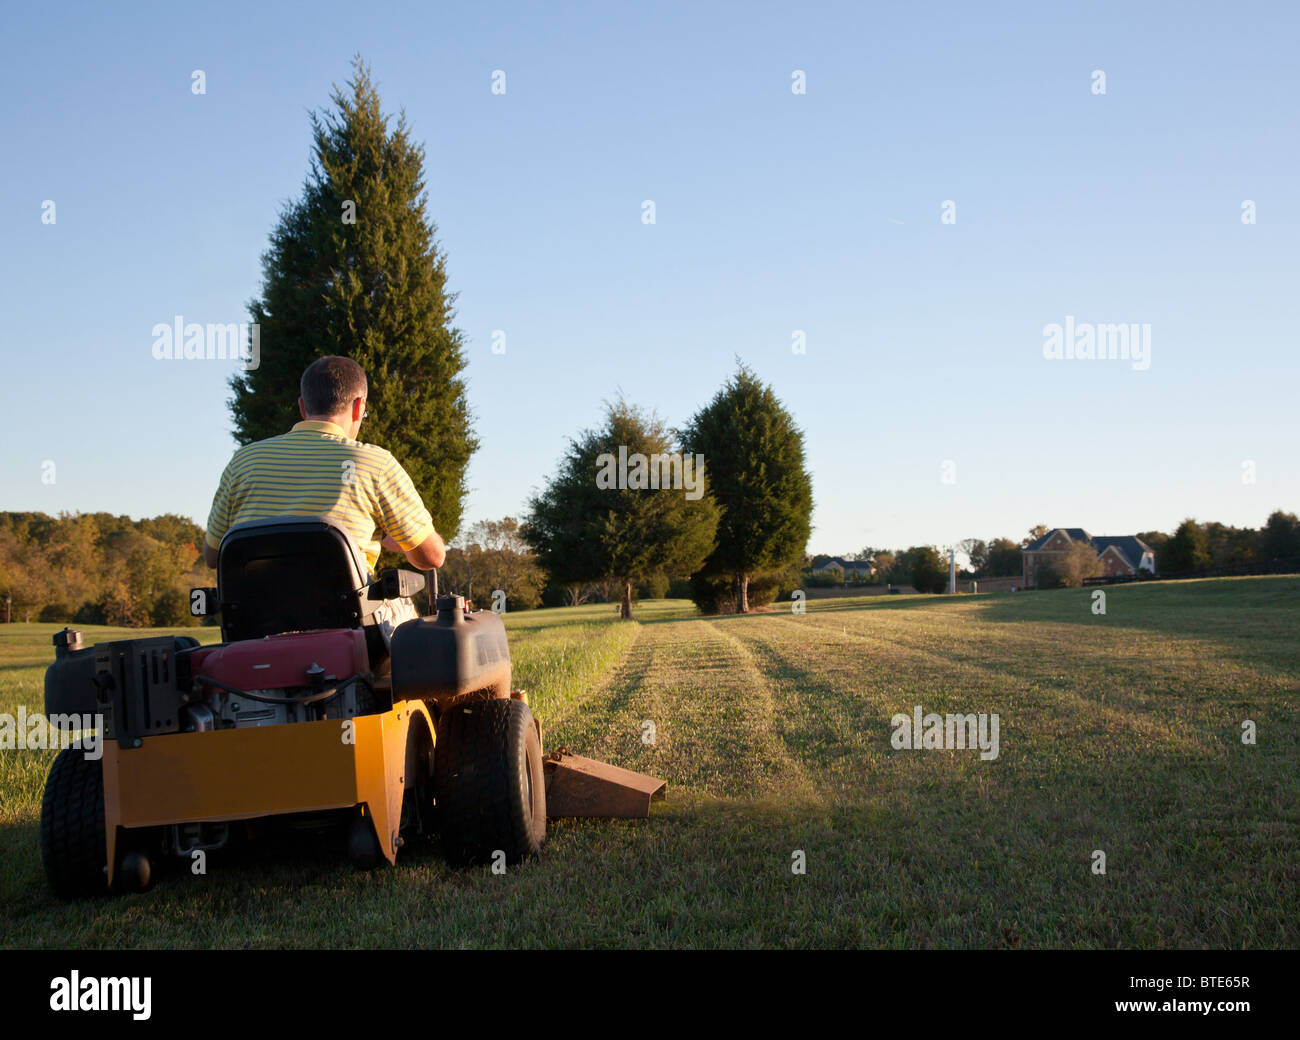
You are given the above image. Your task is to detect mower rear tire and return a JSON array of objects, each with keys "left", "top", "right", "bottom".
[
  {"left": 434, "top": 698, "right": 545, "bottom": 867},
  {"left": 40, "top": 746, "right": 108, "bottom": 898}
]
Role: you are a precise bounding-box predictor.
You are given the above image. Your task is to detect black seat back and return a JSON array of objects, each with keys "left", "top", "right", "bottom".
[{"left": 217, "top": 517, "right": 374, "bottom": 642}]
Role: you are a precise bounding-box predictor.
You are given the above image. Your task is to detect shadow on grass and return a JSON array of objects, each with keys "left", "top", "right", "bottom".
[
  {"left": 694, "top": 579, "right": 1300, "bottom": 678},
  {"left": 4, "top": 747, "right": 1295, "bottom": 950},
  {"left": 966, "top": 576, "right": 1300, "bottom": 657},
  {"left": 670, "top": 595, "right": 962, "bottom": 627}
]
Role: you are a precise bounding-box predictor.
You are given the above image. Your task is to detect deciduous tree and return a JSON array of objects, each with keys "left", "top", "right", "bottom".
[{"left": 524, "top": 401, "right": 719, "bottom": 620}]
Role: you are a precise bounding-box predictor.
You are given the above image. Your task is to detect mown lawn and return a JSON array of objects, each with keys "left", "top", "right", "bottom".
[{"left": 1, "top": 578, "right": 1296, "bottom": 948}]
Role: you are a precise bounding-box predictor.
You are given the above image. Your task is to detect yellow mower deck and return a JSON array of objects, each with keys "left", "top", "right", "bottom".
[
  {"left": 102, "top": 700, "right": 433, "bottom": 886},
  {"left": 100, "top": 697, "right": 666, "bottom": 886}
]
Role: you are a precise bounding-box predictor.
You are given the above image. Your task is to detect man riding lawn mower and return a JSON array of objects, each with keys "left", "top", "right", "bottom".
[{"left": 38, "top": 358, "right": 664, "bottom": 896}]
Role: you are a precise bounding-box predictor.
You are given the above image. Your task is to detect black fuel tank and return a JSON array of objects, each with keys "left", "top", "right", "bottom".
[
  {"left": 390, "top": 595, "right": 512, "bottom": 704},
  {"left": 44, "top": 628, "right": 98, "bottom": 717},
  {"left": 44, "top": 628, "right": 201, "bottom": 740}
]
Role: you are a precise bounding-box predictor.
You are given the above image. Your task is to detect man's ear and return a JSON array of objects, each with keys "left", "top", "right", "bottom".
[
  {"left": 352, "top": 396, "right": 365, "bottom": 421},
  {"left": 298, "top": 397, "right": 308, "bottom": 419}
]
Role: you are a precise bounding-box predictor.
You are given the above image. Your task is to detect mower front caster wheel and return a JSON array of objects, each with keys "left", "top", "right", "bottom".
[{"left": 346, "top": 812, "right": 385, "bottom": 870}]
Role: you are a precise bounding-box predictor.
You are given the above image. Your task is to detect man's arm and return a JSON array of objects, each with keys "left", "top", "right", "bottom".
[
  {"left": 382, "top": 531, "right": 446, "bottom": 570},
  {"left": 373, "top": 455, "right": 444, "bottom": 571},
  {"left": 204, "top": 542, "right": 219, "bottom": 568}
]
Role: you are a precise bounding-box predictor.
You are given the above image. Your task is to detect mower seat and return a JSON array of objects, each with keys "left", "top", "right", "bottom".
[{"left": 217, "top": 517, "right": 379, "bottom": 643}]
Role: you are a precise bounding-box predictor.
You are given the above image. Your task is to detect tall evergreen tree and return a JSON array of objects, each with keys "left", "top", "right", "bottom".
[
  {"left": 229, "top": 57, "right": 475, "bottom": 538},
  {"left": 679, "top": 364, "right": 813, "bottom": 613},
  {"left": 523, "top": 401, "right": 719, "bottom": 620},
  {"left": 1260, "top": 509, "right": 1300, "bottom": 561},
  {"left": 1163, "top": 518, "right": 1212, "bottom": 572}
]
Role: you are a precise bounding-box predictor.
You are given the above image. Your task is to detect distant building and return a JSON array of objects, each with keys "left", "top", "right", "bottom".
[
  {"left": 1022, "top": 529, "right": 1155, "bottom": 587},
  {"left": 812, "top": 556, "right": 875, "bottom": 580}
]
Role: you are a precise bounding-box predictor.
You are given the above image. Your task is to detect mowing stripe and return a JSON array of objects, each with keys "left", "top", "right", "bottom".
[{"left": 546, "top": 619, "right": 816, "bottom": 801}]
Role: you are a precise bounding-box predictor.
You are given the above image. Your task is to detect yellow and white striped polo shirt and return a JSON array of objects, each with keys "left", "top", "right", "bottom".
[{"left": 205, "top": 420, "right": 435, "bottom": 573}]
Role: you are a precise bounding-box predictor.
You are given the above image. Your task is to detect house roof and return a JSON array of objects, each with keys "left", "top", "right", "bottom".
[
  {"left": 1024, "top": 529, "right": 1154, "bottom": 569},
  {"left": 1024, "top": 528, "right": 1091, "bottom": 552},
  {"left": 1091, "top": 536, "right": 1154, "bottom": 570},
  {"left": 815, "top": 556, "right": 872, "bottom": 571}
]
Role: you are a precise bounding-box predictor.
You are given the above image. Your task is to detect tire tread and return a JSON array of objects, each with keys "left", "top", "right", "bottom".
[
  {"left": 433, "top": 699, "right": 544, "bottom": 866},
  {"left": 40, "top": 747, "right": 108, "bottom": 898}
]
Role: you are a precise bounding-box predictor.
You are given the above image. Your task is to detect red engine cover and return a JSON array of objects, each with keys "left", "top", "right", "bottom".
[{"left": 189, "top": 629, "right": 368, "bottom": 691}]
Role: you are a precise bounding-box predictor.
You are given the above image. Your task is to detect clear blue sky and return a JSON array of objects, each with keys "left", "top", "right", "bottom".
[{"left": 3, "top": 0, "right": 1297, "bottom": 556}]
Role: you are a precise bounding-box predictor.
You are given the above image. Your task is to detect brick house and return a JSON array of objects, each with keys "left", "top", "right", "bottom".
[{"left": 1022, "top": 529, "right": 1155, "bottom": 587}]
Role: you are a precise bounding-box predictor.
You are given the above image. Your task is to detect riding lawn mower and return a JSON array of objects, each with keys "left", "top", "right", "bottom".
[{"left": 39, "top": 517, "right": 664, "bottom": 896}]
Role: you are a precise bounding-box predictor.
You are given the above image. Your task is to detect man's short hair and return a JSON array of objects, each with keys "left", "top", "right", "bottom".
[{"left": 300, "top": 356, "right": 367, "bottom": 416}]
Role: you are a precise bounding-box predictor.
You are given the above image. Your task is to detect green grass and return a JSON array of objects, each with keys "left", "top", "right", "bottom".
[{"left": 1, "top": 580, "right": 1296, "bottom": 948}]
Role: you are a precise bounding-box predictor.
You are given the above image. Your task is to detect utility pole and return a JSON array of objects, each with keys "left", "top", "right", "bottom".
[{"left": 949, "top": 548, "right": 957, "bottom": 594}]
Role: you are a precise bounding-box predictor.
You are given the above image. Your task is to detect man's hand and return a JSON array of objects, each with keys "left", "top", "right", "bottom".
[{"left": 384, "top": 530, "right": 446, "bottom": 570}]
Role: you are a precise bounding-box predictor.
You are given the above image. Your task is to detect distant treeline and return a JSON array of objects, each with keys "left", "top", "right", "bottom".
[
  {"left": 1136, "top": 511, "right": 1300, "bottom": 573},
  {"left": 808, "top": 510, "right": 1300, "bottom": 588},
  {"left": 0, "top": 510, "right": 631, "bottom": 627},
  {"left": 0, "top": 512, "right": 209, "bottom": 626},
  {"left": 965, "top": 511, "right": 1300, "bottom": 577},
  {"left": 5, "top": 508, "right": 1297, "bottom": 627}
]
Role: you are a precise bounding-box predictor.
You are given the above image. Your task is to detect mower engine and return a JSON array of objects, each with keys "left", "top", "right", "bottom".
[
  {"left": 184, "top": 628, "right": 374, "bottom": 730},
  {"left": 45, "top": 627, "right": 375, "bottom": 746}
]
